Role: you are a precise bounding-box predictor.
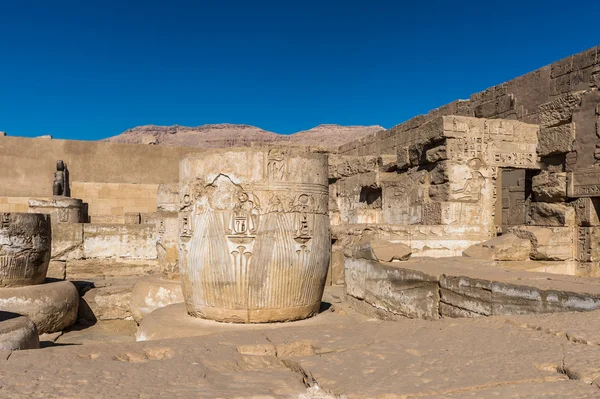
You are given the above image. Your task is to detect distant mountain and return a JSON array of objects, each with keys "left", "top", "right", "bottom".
[{"left": 103, "top": 123, "right": 385, "bottom": 149}]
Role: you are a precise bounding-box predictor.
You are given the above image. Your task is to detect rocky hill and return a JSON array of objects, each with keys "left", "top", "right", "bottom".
[{"left": 104, "top": 123, "right": 385, "bottom": 149}]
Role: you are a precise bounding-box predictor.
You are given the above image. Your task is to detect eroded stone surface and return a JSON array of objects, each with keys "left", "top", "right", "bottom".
[
  {"left": 0, "top": 213, "right": 51, "bottom": 287},
  {"left": 463, "top": 234, "right": 531, "bottom": 261},
  {"left": 0, "top": 281, "right": 79, "bottom": 333},
  {"left": 0, "top": 312, "right": 39, "bottom": 351},
  {"left": 130, "top": 275, "right": 183, "bottom": 322},
  {"left": 178, "top": 148, "right": 330, "bottom": 323}
]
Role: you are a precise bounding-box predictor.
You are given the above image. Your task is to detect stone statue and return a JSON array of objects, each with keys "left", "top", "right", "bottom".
[{"left": 52, "top": 160, "right": 70, "bottom": 197}]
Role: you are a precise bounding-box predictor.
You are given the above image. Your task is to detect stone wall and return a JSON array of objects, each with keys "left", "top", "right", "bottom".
[
  {"left": 0, "top": 135, "right": 201, "bottom": 219},
  {"left": 338, "top": 45, "right": 600, "bottom": 156}
]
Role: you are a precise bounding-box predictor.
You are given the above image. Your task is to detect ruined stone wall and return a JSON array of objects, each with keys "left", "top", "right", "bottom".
[{"left": 338, "top": 45, "right": 600, "bottom": 156}]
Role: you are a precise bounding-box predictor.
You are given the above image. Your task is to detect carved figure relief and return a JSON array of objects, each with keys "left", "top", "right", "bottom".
[
  {"left": 1, "top": 213, "right": 9, "bottom": 228},
  {"left": 453, "top": 159, "right": 486, "bottom": 202}
]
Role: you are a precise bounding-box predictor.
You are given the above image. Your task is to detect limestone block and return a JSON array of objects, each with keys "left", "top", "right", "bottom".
[
  {"left": 364, "top": 259, "right": 440, "bottom": 320},
  {"left": 378, "top": 155, "right": 397, "bottom": 172},
  {"left": 397, "top": 147, "right": 410, "bottom": 170},
  {"left": 83, "top": 224, "right": 157, "bottom": 259},
  {"left": 155, "top": 213, "right": 179, "bottom": 273},
  {"left": 28, "top": 197, "right": 83, "bottom": 223},
  {"left": 330, "top": 250, "right": 345, "bottom": 285},
  {"left": 0, "top": 281, "right": 79, "bottom": 333},
  {"left": 47, "top": 261, "right": 66, "bottom": 280},
  {"left": 532, "top": 171, "right": 567, "bottom": 202},
  {"left": 574, "top": 197, "right": 600, "bottom": 226},
  {"left": 0, "top": 312, "right": 39, "bottom": 350},
  {"left": 179, "top": 149, "right": 330, "bottom": 323},
  {"left": 463, "top": 234, "right": 531, "bottom": 261},
  {"left": 508, "top": 226, "right": 574, "bottom": 261},
  {"left": 328, "top": 156, "right": 378, "bottom": 179},
  {"left": 0, "top": 213, "right": 51, "bottom": 287},
  {"left": 156, "top": 184, "right": 179, "bottom": 213},
  {"left": 130, "top": 276, "right": 184, "bottom": 322},
  {"left": 65, "top": 259, "right": 160, "bottom": 280},
  {"left": 353, "top": 240, "right": 411, "bottom": 262},
  {"left": 439, "top": 276, "right": 492, "bottom": 317},
  {"left": 124, "top": 213, "right": 141, "bottom": 224},
  {"left": 82, "top": 285, "right": 132, "bottom": 321},
  {"left": 538, "top": 92, "right": 584, "bottom": 127},
  {"left": 538, "top": 123, "right": 575, "bottom": 156},
  {"left": 50, "top": 223, "right": 83, "bottom": 261},
  {"left": 527, "top": 202, "right": 575, "bottom": 227},
  {"left": 344, "top": 257, "right": 367, "bottom": 300}
]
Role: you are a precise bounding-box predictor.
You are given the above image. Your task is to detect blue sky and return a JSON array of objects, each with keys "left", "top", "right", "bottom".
[{"left": 1, "top": 0, "right": 599, "bottom": 140}]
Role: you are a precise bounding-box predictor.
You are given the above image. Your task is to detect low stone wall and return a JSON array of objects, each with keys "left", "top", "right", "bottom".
[
  {"left": 48, "top": 222, "right": 159, "bottom": 280},
  {"left": 345, "top": 256, "right": 600, "bottom": 320}
]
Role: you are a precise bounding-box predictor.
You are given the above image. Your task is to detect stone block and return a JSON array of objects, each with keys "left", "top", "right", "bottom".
[
  {"left": 353, "top": 240, "right": 411, "bottom": 262},
  {"left": 0, "top": 281, "right": 78, "bottom": 333},
  {"left": 124, "top": 213, "right": 141, "bottom": 224},
  {"left": 532, "top": 171, "right": 567, "bottom": 202},
  {"left": 330, "top": 250, "right": 345, "bottom": 285},
  {"left": 538, "top": 92, "right": 584, "bottom": 127},
  {"left": 527, "top": 202, "right": 575, "bottom": 227},
  {"left": 50, "top": 223, "right": 84, "bottom": 261},
  {"left": 83, "top": 224, "right": 157, "bottom": 260},
  {"left": 508, "top": 226, "right": 574, "bottom": 261},
  {"left": 462, "top": 234, "right": 531, "bottom": 261},
  {"left": 573, "top": 197, "right": 600, "bottom": 226},
  {"left": 65, "top": 259, "right": 160, "bottom": 280},
  {"left": 397, "top": 147, "right": 410, "bottom": 170},
  {"left": 82, "top": 285, "right": 132, "bottom": 321},
  {"left": 0, "top": 313, "right": 39, "bottom": 351},
  {"left": 130, "top": 276, "right": 184, "bottom": 322},
  {"left": 46, "top": 260, "right": 66, "bottom": 280},
  {"left": 328, "top": 156, "right": 379, "bottom": 179},
  {"left": 538, "top": 123, "right": 575, "bottom": 156},
  {"left": 439, "top": 275, "right": 492, "bottom": 317},
  {"left": 363, "top": 261, "right": 440, "bottom": 320}
]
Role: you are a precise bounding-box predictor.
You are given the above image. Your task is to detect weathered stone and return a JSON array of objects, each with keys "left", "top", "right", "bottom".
[
  {"left": 0, "top": 213, "right": 51, "bottom": 287},
  {"left": 463, "top": 234, "right": 531, "bottom": 261},
  {"left": 532, "top": 171, "right": 567, "bottom": 202},
  {"left": 538, "top": 92, "right": 584, "bottom": 127},
  {"left": 345, "top": 257, "right": 439, "bottom": 320},
  {"left": 574, "top": 197, "right": 600, "bottom": 226},
  {"left": 130, "top": 276, "right": 184, "bottom": 322},
  {"left": 65, "top": 259, "right": 160, "bottom": 280},
  {"left": 82, "top": 285, "right": 132, "bottom": 321},
  {"left": 527, "top": 202, "right": 575, "bottom": 226},
  {"left": 508, "top": 226, "right": 574, "bottom": 261},
  {"left": 0, "top": 281, "right": 78, "bottom": 333},
  {"left": 83, "top": 224, "right": 157, "bottom": 260},
  {"left": 538, "top": 123, "right": 575, "bottom": 156},
  {"left": 330, "top": 250, "right": 345, "bottom": 285},
  {"left": 46, "top": 260, "right": 66, "bottom": 280},
  {"left": 0, "top": 312, "right": 39, "bottom": 351},
  {"left": 28, "top": 197, "right": 83, "bottom": 223},
  {"left": 50, "top": 222, "right": 83, "bottom": 261},
  {"left": 179, "top": 148, "right": 330, "bottom": 323},
  {"left": 156, "top": 183, "right": 179, "bottom": 213},
  {"left": 353, "top": 240, "right": 411, "bottom": 262},
  {"left": 328, "top": 155, "right": 378, "bottom": 179}
]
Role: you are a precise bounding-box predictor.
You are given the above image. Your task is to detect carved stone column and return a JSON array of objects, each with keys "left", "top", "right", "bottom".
[
  {"left": 178, "top": 148, "right": 330, "bottom": 323},
  {"left": 0, "top": 213, "right": 51, "bottom": 287}
]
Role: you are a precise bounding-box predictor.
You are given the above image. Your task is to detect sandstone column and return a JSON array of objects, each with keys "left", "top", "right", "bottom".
[{"left": 178, "top": 148, "right": 330, "bottom": 323}]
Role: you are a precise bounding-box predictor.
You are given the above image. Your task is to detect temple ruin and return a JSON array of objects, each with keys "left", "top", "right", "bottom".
[{"left": 1, "top": 45, "right": 600, "bottom": 397}]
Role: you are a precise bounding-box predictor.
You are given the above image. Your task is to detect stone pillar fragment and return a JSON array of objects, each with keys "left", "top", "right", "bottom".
[{"left": 178, "top": 148, "right": 330, "bottom": 323}]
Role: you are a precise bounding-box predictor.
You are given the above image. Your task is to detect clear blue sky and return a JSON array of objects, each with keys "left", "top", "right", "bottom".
[{"left": 1, "top": 1, "right": 599, "bottom": 140}]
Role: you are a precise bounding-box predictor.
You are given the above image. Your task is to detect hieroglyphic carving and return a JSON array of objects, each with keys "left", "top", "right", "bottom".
[
  {"left": 577, "top": 227, "right": 592, "bottom": 262},
  {"left": 178, "top": 150, "right": 330, "bottom": 323},
  {"left": 266, "top": 148, "right": 287, "bottom": 181},
  {"left": 447, "top": 137, "right": 488, "bottom": 163},
  {"left": 491, "top": 152, "right": 536, "bottom": 167},
  {"left": 568, "top": 168, "right": 600, "bottom": 197},
  {"left": 1, "top": 213, "right": 9, "bottom": 228}
]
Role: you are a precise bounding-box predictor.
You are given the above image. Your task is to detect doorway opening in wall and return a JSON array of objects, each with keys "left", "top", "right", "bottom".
[{"left": 496, "top": 168, "right": 534, "bottom": 234}]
